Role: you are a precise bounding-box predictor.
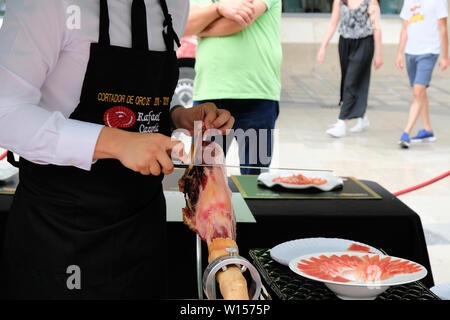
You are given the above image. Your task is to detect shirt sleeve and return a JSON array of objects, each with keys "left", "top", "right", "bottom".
[
  {"left": 0, "top": 0, "right": 104, "bottom": 171},
  {"left": 261, "top": 0, "right": 281, "bottom": 11},
  {"left": 399, "top": 1, "right": 409, "bottom": 21},
  {"left": 190, "top": 0, "right": 209, "bottom": 7},
  {"left": 435, "top": 0, "right": 448, "bottom": 19}
]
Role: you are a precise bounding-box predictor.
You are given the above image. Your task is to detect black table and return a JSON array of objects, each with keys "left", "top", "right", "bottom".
[
  {"left": 0, "top": 176, "right": 434, "bottom": 299},
  {"left": 165, "top": 176, "right": 434, "bottom": 298}
]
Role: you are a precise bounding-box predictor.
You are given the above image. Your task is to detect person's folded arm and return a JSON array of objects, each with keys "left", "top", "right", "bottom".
[
  {"left": 0, "top": 0, "right": 103, "bottom": 171},
  {"left": 198, "top": 0, "right": 267, "bottom": 37},
  {"left": 183, "top": 3, "right": 221, "bottom": 36}
]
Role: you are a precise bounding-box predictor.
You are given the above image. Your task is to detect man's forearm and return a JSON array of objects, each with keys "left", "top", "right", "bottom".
[
  {"left": 93, "top": 126, "right": 130, "bottom": 160},
  {"left": 441, "top": 28, "right": 449, "bottom": 59},
  {"left": 397, "top": 26, "right": 407, "bottom": 55},
  {"left": 199, "top": 17, "right": 244, "bottom": 37},
  {"left": 198, "top": 0, "right": 267, "bottom": 38},
  {"left": 184, "top": 3, "right": 221, "bottom": 36}
]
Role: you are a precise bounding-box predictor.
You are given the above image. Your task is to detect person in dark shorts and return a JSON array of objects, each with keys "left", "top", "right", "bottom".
[{"left": 396, "top": 0, "right": 449, "bottom": 148}]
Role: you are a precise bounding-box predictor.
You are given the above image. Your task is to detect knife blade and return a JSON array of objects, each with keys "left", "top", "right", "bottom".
[{"left": 173, "top": 162, "right": 333, "bottom": 172}]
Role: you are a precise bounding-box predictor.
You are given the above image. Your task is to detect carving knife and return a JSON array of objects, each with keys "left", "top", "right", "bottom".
[{"left": 173, "top": 162, "right": 333, "bottom": 172}]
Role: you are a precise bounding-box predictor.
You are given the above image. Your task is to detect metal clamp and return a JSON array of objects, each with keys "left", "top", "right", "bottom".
[{"left": 202, "top": 246, "right": 262, "bottom": 300}]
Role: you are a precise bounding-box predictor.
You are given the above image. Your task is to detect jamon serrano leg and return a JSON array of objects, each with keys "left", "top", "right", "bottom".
[{"left": 178, "top": 142, "right": 249, "bottom": 300}]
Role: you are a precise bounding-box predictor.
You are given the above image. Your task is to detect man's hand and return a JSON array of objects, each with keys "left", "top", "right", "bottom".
[
  {"left": 217, "top": 0, "right": 255, "bottom": 26},
  {"left": 171, "top": 103, "right": 235, "bottom": 135},
  {"left": 440, "top": 57, "right": 449, "bottom": 71},
  {"left": 117, "top": 133, "right": 185, "bottom": 176},
  {"left": 395, "top": 53, "right": 404, "bottom": 70},
  {"left": 94, "top": 128, "right": 186, "bottom": 176}
]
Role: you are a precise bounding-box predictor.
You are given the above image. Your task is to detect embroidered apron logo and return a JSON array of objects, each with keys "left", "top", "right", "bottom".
[
  {"left": 104, "top": 106, "right": 136, "bottom": 128},
  {"left": 99, "top": 92, "right": 171, "bottom": 132},
  {"left": 137, "top": 111, "right": 162, "bottom": 133},
  {"left": 97, "top": 92, "right": 170, "bottom": 106}
]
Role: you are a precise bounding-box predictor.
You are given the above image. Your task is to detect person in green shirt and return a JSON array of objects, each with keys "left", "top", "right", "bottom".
[{"left": 184, "top": 0, "right": 282, "bottom": 174}]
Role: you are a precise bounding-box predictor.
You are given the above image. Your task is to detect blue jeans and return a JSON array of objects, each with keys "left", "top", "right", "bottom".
[{"left": 194, "top": 99, "right": 279, "bottom": 175}]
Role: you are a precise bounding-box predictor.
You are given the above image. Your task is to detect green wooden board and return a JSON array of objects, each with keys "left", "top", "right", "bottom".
[{"left": 231, "top": 175, "right": 381, "bottom": 200}]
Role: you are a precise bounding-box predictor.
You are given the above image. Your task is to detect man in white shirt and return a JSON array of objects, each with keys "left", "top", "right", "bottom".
[
  {"left": 0, "top": 0, "right": 233, "bottom": 299},
  {"left": 396, "top": 0, "right": 449, "bottom": 148}
]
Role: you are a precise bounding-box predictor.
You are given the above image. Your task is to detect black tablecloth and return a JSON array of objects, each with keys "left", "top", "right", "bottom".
[
  {"left": 166, "top": 178, "right": 433, "bottom": 298},
  {"left": 0, "top": 178, "right": 434, "bottom": 299},
  {"left": 228, "top": 180, "right": 434, "bottom": 289}
]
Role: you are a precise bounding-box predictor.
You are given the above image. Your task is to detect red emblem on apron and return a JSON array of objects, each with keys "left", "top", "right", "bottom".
[{"left": 103, "top": 106, "right": 136, "bottom": 128}]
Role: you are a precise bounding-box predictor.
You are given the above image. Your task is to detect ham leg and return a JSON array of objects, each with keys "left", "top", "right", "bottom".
[{"left": 178, "top": 142, "right": 249, "bottom": 300}]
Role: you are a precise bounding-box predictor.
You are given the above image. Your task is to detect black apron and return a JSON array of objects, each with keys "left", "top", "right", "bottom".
[{"left": 1, "top": 0, "right": 180, "bottom": 299}]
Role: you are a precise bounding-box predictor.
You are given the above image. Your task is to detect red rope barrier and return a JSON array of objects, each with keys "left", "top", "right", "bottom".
[
  {"left": 0, "top": 151, "right": 7, "bottom": 161},
  {"left": 393, "top": 171, "right": 450, "bottom": 196}
]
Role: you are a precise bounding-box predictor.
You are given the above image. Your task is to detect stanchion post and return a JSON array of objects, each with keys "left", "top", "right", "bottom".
[{"left": 196, "top": 234, "right": 203, "bottom": 299}]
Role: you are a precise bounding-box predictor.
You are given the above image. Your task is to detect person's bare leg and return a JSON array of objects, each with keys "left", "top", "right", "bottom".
[
  {"left": 404, "top": 84, "right": 427, "bottom": 135},
  {"left": 419, "top": 92, "right": 433, "bottom": 132}
]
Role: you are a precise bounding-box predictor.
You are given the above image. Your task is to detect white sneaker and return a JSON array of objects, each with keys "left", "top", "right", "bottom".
[
  {"left": 350, "top": 115, "right": 370, "bottom": 133},
  {"left": 326, "top": 119, "right": 346, "bottom": 138}
]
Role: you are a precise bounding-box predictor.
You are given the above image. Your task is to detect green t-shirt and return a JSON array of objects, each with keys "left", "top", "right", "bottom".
[{"left": 191, "top": 0, "right": 282, "bottom": 101}]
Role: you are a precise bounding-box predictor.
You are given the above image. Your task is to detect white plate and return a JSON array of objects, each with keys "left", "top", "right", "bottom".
[
  {"left": 257, "top": 171, "right": 343, "bottom": 192},
  {"left": 289, "top": 251, "right": 427, "bottom": 300},
  {"left": 270, "top": 237, "right": 383, "bottom": 266},
  {"left": 430, "top": 282, "right": 450, "bottom": 300}
]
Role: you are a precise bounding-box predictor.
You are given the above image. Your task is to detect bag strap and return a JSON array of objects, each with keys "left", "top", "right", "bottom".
[
  {"left": 6, "top": 151, "right": 19, "bottom": 168},
  {"left": 159, "top": 0, "right": 181, "bottom": 51}
]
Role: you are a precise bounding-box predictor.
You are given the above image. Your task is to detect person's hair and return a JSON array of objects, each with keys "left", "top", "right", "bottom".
[{"left": 341, "top": 0, "right": 348, "bottom": 5}]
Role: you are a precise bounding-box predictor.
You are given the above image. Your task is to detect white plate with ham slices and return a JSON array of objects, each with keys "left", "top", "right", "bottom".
[
  {"left": 270, "top": 237, "right": 383, "bottom": 266},
  {"left": 257, "top": 171, "right": 343, "bottom": 192},
  {"left": 289, "top": 251, "right": 427, "bottom": 300}
]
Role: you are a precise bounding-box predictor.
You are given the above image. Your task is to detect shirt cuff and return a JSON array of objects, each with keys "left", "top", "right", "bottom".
[
  {"left": 55, "top": 119, "right": 104, "bottom": 171},
  {"left": 170, "top": 93, "right": 183, "bottom": 110}
]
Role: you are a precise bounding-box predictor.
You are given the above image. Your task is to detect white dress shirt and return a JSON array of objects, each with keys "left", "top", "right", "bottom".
[{"left": 0, "top": 0, "right": 188, "bottom": 171}]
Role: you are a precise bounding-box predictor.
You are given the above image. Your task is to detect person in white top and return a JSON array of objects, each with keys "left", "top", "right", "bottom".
[
  {"left": 396, "top": 0, "right": 449, "bottom": 148},
  {"left": 0, "top": 0, "right": 234, "bottom": 299}
]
